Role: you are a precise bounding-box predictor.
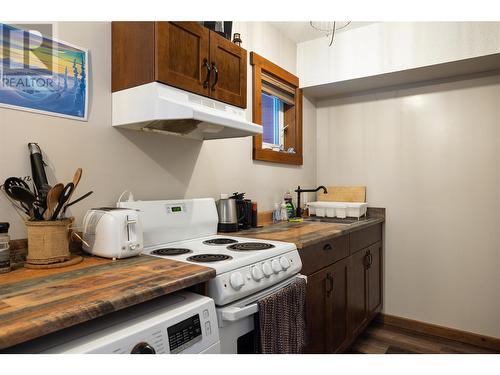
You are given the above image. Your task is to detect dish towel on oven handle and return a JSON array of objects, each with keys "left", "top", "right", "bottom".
[{"left": 255, "top": 277, "right": 307, "bottom": 354}]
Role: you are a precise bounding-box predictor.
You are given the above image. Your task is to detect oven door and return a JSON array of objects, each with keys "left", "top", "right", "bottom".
[{"left": 216, "top": 274, "right": 306, "bottom": 354}]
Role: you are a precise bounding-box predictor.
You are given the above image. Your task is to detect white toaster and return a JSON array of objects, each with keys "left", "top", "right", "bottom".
[{"left": 82, "top": 208, "right": 143, "bottom": 259}]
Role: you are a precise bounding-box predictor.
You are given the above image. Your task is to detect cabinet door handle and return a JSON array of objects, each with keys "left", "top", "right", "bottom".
[
  {"left": 202, "top": 58, "right": 211, "bottom": 89},
  {"left": 326, "top": 272, "right": 334, "bottom": 296},
  {"left": 323, "top": 243, "right": 333, "bottom": 251},
  {"left": 211, "top": 62, "right": 219, "bottom": 90},
  {"left": 365, "top": 252, "right": 373, "bottom": 268}
]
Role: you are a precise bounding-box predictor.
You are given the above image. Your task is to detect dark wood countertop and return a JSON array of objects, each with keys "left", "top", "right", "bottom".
[
  {"left": 235, "top": 214, "right": 385, "bottom": 249},
  {"left": 0, "top": 254, "right": 215, "bottom": 350}
]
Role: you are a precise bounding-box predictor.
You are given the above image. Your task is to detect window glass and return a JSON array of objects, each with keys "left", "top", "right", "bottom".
[{"left": 261, "top": 92, "right": 284, "bottom": 151}]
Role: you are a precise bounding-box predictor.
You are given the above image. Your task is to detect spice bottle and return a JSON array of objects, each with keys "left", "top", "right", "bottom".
[
  {"left": 251, "top": 202, "right": 258, "bottom": 227},
  {"left": 280, "top": 202, "right": 288, "bottom": 221},
  {"left": 0, "top": 222, "right": 11, "bottom": 274}
]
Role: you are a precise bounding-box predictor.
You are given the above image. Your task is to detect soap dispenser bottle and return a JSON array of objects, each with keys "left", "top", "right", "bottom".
[{"left": 284, "top": 191, "right": 295, "bottom": 219}]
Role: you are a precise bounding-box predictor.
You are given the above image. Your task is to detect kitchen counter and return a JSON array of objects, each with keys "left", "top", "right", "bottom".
[
  {"left": 236, "top": 211, "right": 385, "bottom": 249},
  {"left": 0, "top": 254, "right": 215, "bottom": 350}
]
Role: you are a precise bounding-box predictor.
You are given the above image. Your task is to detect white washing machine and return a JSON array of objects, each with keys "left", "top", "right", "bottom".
[{"left": 7, "top": 291, "right": 220, "bottom": 354}]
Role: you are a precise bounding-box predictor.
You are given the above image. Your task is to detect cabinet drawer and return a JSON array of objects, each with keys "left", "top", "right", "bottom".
[
  {"left": 299, "top": 235, "right": 349, "bottom": 275},
  {"left": 349, "top": 223, "right": 382, "bottom": 254}
]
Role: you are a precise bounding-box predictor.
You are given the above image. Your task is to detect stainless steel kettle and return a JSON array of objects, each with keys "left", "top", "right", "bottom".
[{"left": 216, "top": 194, "right": 239, "bottom": 232}]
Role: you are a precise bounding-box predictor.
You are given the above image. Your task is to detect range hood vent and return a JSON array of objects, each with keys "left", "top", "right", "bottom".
[{"left": 112, "top": 83, "right": 262, "bottom": 141}]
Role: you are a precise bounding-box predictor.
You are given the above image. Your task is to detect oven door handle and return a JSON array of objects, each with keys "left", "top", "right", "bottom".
[
  {"left": 220, "top": 304, "right": 259, "bottom": 322},
  {"left": 219, "top": 275, "right": 307, "bottom": 322}
]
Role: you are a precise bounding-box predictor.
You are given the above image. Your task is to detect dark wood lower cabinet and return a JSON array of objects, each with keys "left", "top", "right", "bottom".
[
  {"left": 304, "top": 265, "right": 333, "bottom": 353},
  {"left": 330, "top": 258, "right": 349, "bottom": 352},
  {"left": 304, "top": 257, "right": 349, "bottom": 353},
  {"left": 367, "top": 242, "right": 382, "bottom": 313},
  {"left": 348, "top": 248, "right": 368, "bottom": 338},
  {"left": 301, "top": 224, "right": 383, "bottom": 353}
]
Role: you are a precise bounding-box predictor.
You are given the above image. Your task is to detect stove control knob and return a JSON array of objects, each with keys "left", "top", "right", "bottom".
[
  {"left": 279, "top": 256, "right": 290, "bottom": 270},
  {"left": 271, "top": 259, "right": 282, "bottom": 273},
  {"left": 230, "top": 272, "right": 245, "bottom": 290},
  {"left": 131, "top": 342, "right": 156, "bottom": 354},
  {"left": 262, "top": 262, "right": 273, "bottom": 277},
  {"left": 251, "top": 266, "right": 264, "bottom": 281}
]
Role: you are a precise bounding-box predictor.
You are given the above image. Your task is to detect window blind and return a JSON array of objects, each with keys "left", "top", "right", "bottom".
[{"left": 261, "top": 71, "right": 295, "bottom": 106}]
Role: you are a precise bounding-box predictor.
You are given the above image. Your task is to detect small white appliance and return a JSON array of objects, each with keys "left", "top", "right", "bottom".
[
  {"left": 119, "top": 197, "right": 304, "bottom": 354},
  {"left": 9, "top": 291, "right": 219, "bottom": 354},
  {"left": 82, "top": 207, "right": 143, "bottom": 259},
  {"left": 112, "top": 82, "right": 262, "bottom": 141}
]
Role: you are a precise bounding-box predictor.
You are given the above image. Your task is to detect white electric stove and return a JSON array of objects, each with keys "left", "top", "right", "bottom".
[
  {"left": 119, "top": 198, "right": 304, "bottom": 353},
  {"left": 119, "top": 198, "right": 302, "bottom": 306}
]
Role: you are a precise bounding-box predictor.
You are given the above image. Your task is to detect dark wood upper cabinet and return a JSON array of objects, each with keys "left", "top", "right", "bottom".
[
  {"left": 112, "top": 22, "right": 247, "bottom": 108},
  {"left": 209, "top": 31, "right": 247, "bottom": 108},
  {"left": 112, "top": 22, "right": 155, "bottom": 92},
  {"left": 156, "top": 22, "right": 210, "bottom": 97}
]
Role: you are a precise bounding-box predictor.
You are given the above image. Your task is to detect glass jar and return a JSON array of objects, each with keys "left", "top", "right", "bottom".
[{"left": 0, "top": 222, "right": 10, "bottom": 273}]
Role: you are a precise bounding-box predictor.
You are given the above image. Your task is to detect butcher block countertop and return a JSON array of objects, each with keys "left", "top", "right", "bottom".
[
  {"left": 237, "top": 211, "right": 385, "bottom": 249},
  {"left": 0, "top": 254, "right": 215, "bottom": 350}
]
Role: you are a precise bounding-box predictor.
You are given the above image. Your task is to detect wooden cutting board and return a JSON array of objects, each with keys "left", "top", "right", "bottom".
[{"left": 317, "top": 186, "right": 366, "bottom": 203}]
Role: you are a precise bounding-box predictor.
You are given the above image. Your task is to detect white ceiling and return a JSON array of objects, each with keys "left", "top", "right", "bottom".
[{"left": 269, "top": 22, "right": 376, "bottom": 43}]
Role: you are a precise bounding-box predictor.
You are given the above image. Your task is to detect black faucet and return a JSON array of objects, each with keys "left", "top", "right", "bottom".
[{"left": 294, "top": 185, "right": 328, "bottom": 218}]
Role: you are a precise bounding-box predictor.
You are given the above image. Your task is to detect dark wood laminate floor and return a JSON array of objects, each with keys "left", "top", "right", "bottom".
[{"left": 347, "top": 321, "right": 499, "bottom": 354}]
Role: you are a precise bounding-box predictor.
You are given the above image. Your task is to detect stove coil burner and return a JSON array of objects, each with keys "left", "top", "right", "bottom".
[
  {"left": 227, "top": 242, "right": 276, "bottom": 251},
  {"left": 151, "top": 248, "right": 192, "bottom": 256},
  {"left": 203, "top": 238, "right": 238, "bottom": 246},
  {"left": 187, "top": 254, "right": 233, "bottom": 263}
]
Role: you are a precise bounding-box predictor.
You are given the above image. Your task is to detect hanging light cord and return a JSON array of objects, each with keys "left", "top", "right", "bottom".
[
  {"left": 329, "top": 21, "right": 336, "bottom": 47},
  {"left": 309, "top": 21, "right": 352, "bottom": 46}
]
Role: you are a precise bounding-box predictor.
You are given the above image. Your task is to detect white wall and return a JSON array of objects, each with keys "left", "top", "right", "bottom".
[
  {"left": 316, "top": 73, "right": 500, "bottom": 338},
  {"left": 298, "top": 22, "right": 500, "bottom": 88},
  {"left": 0, "top": 22, "right": 316, "bottom": 239}
]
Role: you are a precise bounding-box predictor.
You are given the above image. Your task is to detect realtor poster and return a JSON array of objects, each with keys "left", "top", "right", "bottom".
[{"left": 0, "top": 23, "right": 88, "bottom": 120}]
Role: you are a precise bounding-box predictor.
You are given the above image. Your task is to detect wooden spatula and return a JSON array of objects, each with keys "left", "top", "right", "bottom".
[{"left": 44, "top": 183, "right": 64, "bottom": 220}]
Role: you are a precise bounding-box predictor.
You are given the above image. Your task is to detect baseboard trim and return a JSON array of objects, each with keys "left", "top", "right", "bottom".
[{"left": 377, "top": 313, "right": 500, "bottom": 352}]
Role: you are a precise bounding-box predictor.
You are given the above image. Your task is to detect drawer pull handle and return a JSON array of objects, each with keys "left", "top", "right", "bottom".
[
  {"left": 326, "top": 272, "right": 334, "bottom": 296},
  {"left": 323, "top": 243, "right": 333, "bottom": 251}
]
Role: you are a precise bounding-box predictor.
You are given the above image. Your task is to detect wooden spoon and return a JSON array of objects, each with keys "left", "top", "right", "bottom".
[
  {"left": 63, "top": 168, "right": 82, "bottom": 211},
  {"left": 72, "top": 168, "right": 82, "bottom": 189},
  {"left": 43, "top": 183, "right": 64, "bottom": 220}
]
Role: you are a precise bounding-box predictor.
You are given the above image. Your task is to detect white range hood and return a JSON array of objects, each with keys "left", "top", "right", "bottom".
[{"left": 112, "top": 82, "right": 262, "bottom": 141}]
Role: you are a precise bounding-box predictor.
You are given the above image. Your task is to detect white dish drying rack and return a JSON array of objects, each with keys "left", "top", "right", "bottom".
[{"left": 307, "top": 201, "right": 368, "bottom": 219}]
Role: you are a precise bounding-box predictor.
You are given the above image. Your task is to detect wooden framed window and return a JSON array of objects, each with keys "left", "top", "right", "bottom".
[{"left": 251, "top": 52, "right": 303, "bottom": 165}]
